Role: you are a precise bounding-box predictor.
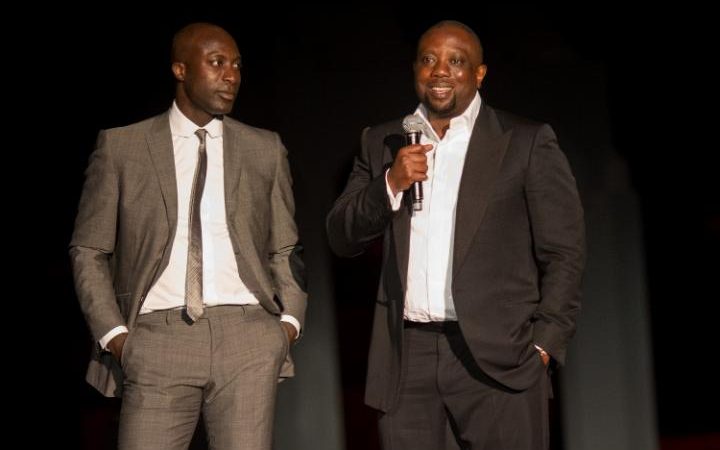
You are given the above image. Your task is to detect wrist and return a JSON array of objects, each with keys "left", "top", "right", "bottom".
[
  {"left": 385, "top": 170, "right": 399, "bottom": 196},
  {"left": 534, "top": 344, "right": 550, "bottom": 366}
]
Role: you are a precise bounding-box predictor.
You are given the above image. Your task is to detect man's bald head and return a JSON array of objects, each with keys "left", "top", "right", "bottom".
[
  {"left": 170, "top": 22, "right": 241, "bottom": 126},
  {"left": 419, "top": 20, "right": 483, "bottom": 65},
  {"left": 171, "top": 23, "right": 237, "bottom": 64}
]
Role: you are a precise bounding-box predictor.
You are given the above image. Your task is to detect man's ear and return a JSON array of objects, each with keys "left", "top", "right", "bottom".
[
  {"left": 475, "top": 64, "right": 487, "bottom": 89},
  {"left": 171, "top": 62, "right": 186, "bottom": 81}
]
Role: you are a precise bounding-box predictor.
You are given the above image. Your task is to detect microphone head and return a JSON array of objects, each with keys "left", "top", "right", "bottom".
[
  {"left": 402, "top": 114, "right": 425, "bottom": 134},
  {"left": 403, "top": 114, "right": 434, "bottom": 138}
]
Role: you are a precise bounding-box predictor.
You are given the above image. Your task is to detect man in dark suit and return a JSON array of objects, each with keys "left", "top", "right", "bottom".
[
  {"left": 327, "top": 20, "right": 585, "bottom": 450},
  {"left": 70, "top": 23, "right": 306, "bottom": 449}
]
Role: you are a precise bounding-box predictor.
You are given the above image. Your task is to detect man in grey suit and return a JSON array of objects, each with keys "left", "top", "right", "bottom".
[
  {"left": 70, "top": 23, "right": 306, "bottom": 450},
  {"left": 327, "top": 21, "right": 585, "bottom": 450}
]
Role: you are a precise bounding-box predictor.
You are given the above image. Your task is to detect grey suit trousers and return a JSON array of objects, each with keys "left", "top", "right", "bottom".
[{"left": 118, "top": 305, "right": 289, "bottom": 450}]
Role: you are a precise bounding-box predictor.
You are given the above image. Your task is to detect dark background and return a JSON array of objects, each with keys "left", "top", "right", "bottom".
[{"left": 38, "top": 4, "right": 717, "bottom": 449}]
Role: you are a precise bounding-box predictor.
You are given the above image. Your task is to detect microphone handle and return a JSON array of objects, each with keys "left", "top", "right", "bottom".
[
  {"left": 406, "top": 131, "right": 423, "bottom": 211},
  {"left": 412, "top": 178, "right": 423, "bottom": 211}
]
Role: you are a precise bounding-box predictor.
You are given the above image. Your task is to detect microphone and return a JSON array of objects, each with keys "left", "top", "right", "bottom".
[{"left": 402, "top": 114, "right": 427, "bottom": 211}]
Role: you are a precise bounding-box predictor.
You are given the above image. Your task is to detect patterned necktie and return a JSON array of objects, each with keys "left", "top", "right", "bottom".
[{"left": 185, "top": 128, "right": 208, "bottom": 321}]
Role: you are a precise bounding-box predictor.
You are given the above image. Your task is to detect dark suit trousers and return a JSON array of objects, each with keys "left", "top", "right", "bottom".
[
  {"left": 118, "top": 305, "right": 289, "bottom": 450},
  {"left": 379, "top": 324, "right": 549, "bottom": 450}
]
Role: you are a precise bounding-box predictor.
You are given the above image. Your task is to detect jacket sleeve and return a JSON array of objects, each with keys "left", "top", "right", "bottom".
[
  {"left": 326, "top": 127, "right": 396, "bottom": 257},
  {"left": 527, "top": 124, "right": 586, "bottom": 365},
  {"left": 267, "top": 133, "right": 308, "bottom": 329},
  {"left": 69, "top": 130, "right": 126, "bottom": 342}
]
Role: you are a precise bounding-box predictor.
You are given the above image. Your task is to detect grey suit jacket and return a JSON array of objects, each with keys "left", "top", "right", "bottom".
[
  {"left": 71, "top": 111, "right": 307, "bottom": 397},
  {"left": 327, "top": 103, "right": 585, "bottom": 412}
]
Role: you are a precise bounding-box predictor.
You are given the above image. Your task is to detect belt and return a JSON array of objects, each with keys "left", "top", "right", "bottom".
[{"left": 403, "top": 320, "right": 459, "bottom": 333}]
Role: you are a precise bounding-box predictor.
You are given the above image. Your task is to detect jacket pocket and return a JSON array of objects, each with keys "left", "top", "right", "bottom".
[{"left": 119, "top": 328, "right": 135, "bottom": 370}]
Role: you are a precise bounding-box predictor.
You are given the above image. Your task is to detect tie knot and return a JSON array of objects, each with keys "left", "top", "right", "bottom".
[{"left": 195, "top": 128, "right": 207, "bottom": 144}]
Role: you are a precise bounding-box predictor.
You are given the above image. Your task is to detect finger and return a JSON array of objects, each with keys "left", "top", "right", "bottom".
[
  {"left": 404, "top": 155, "right": 428, "bottom": 165},
  {"left": 399, "top": 144, "right": 430, "bottom": 155},
  {"left": 410, "top": 172, "right": 428, "bottom": 182}
]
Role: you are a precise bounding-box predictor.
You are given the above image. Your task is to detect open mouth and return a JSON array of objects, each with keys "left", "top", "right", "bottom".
[{"left": 429, "top": 85, "right": 452, "bottom": 99}]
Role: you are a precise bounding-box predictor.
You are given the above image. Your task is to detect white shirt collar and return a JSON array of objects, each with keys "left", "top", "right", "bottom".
[
  {"left": 415, "top": 91, "right": 482, "bottom": 141},
  {"left": 169, "top": 101, "right": 224, "bottom": 139}
]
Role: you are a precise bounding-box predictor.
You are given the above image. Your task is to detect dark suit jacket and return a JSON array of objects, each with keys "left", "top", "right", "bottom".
[
  {"left": 70, "top": 111, "right": 307, "bottom": 397},
  {"left": 327, "top": 103, "right": 585, "bottom": 412}
]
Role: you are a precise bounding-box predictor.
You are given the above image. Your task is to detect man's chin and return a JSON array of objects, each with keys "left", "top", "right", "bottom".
[
  {"left": 211, "top": 105, "right": 234, "bottom": 116},
  {"left": 424, "top": 98, "right": 456, "bottom": 118},
  {"left": 212, "top": 98, "right": 236, "bottom": 114}
]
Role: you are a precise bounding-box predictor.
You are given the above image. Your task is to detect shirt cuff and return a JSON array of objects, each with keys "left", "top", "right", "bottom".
[
  {"left": 99, "top": 325, "right": 129, "bottom": 351},
  {"left": 280, "top": 315, "right": 301, "bottom": 336},
  {"left": 385, "top": 169, "right": 404, "bottom": 211}
]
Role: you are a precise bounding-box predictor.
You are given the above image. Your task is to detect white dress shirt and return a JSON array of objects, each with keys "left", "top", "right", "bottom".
[
  {"left": 100, "top": 103, "right": 298, "bottom": 348},
  {"left": 387, "top": 93, "right": 482, "bottom": 322}
]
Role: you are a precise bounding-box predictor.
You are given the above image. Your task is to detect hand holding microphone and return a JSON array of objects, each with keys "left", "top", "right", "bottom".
[{"left": 386, "top": 115, "right": 433, "bottom": 211}]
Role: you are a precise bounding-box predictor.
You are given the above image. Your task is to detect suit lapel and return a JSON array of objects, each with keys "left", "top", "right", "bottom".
[
  {"left": 222, "top": 119, "right": 245, "bottom": 220},
  {"left": 392, "top": 198, "right": 411, "bottom": 295},
  {"left": 380, "top": 128, "right": 412, "bottom": 295},
  {"left": 453, "top": 105, "right": 512, "bottom": 277},
  {"left": 146, "top": 112, "right": 177, "bottom": 233}
]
